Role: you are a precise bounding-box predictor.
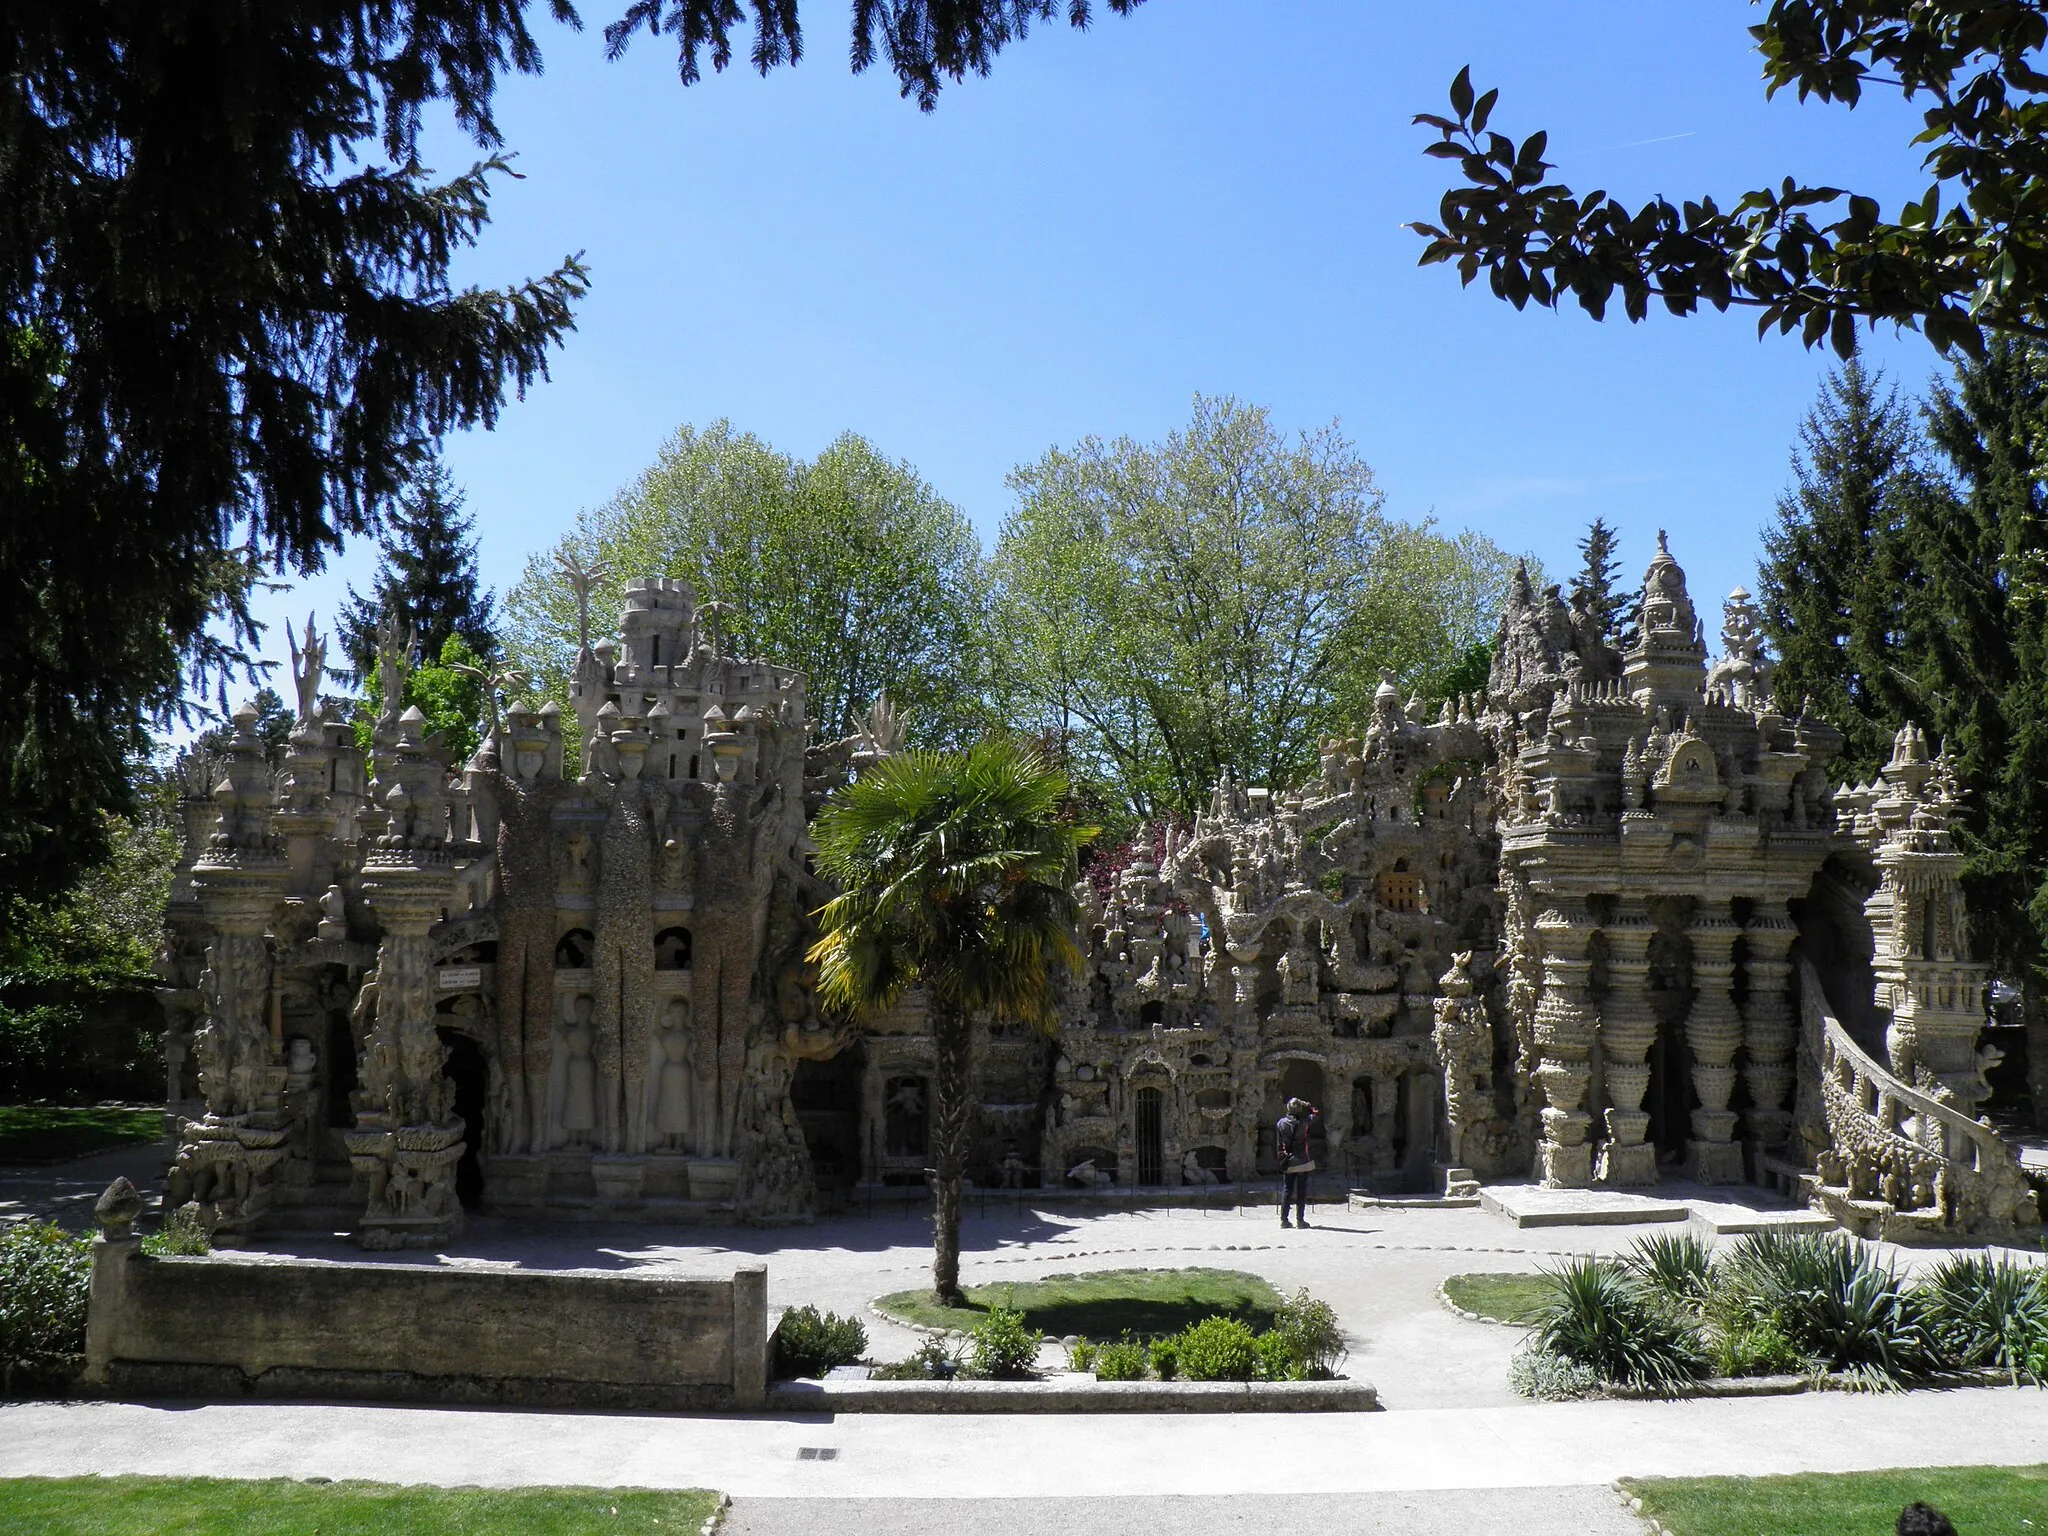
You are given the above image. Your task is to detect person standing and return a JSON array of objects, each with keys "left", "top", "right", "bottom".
[{"left": 1275, "top": 1097, "right": 1319, "bottom": 1228}]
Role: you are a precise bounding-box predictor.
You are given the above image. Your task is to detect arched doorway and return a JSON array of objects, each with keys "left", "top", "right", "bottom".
[
  {"left": 1134, "top": 1084, "right": 1166, "bottom": 1185},
  {"left": 437, "top": 1029, "right": 488, "bottom": 1210}
]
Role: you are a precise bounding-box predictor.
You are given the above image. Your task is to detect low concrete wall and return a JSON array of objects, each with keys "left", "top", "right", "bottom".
[{"left": 84, "top": 1237, "right": 767, "bottom": 1411}]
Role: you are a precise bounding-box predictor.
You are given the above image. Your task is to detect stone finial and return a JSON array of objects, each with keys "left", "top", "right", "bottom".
[{"left": 95, "top": 1176, "right": 144, "bottom": 1240}]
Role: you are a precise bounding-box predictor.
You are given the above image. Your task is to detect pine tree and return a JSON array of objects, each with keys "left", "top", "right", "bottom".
[
  {"left": 1567, "top": 517, "right": 1628, "bottom": 644},
  {"left": 338, "top": 466, "right": 497, "bottom": 681},
  {"left": 1756, "top": 355, "right": 1926, "bottom": 778},
  {"left": 1911, "top": 338, "right": 2048, "bottom": 1124}
]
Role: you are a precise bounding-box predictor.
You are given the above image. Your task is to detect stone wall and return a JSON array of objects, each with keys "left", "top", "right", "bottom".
[{"left": 84, "top": 1237, "right": 767, "bottom": 1410}]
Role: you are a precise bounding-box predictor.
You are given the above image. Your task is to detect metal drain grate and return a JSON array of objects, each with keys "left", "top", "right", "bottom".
[{"left": 796, "top": 1447, "right": 839, "bottom": 1461}]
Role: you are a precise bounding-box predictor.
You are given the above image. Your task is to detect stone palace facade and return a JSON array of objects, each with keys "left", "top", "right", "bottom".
[{"left": 155, "top": 540, "right": 2038, "bottom": 1246}]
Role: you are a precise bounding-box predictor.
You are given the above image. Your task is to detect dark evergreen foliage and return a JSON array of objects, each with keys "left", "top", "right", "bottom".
[
  {"left": 0, "top": 3, "right": 588, "bottom": 908},
  {"left": 1756, "top": 355, "right": 1927, "bottom": 778},
  {"left": 1568, "top": 517, "right": 1628, "bottom": 646},
  {"left": 337, "top": 465, "right": 499, "bottom": 681}
]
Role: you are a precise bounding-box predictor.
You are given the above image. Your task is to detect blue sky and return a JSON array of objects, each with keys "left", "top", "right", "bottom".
[{"left": 236, "top": 0, "right": 1944, "bottom": 707}]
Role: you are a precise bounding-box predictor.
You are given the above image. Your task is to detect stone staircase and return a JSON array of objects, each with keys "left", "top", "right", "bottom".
[{"left": 1792, "top": 959, "right": 2038, "bottom": 1243}]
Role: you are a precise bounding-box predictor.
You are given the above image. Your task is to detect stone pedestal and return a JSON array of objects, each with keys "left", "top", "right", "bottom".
[
  {"left": 1685, "top": 903, "right": 1746, "bottom": 1185},
  {"left": 688, "top": 1157, "right": 741, "bottom": 1202},
  {"left": 592, "top": 1155, "right": 648, "bottom": 1205},
  {"left": 1596, "top": 906, "right": 1659, "bottom": 1187},
  {"left": 1532, "top": 905, "right": 1597, "bottom": 1188}
]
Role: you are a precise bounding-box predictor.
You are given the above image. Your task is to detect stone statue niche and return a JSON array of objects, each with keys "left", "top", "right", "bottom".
[{"left": 647, "top": 996, "right": 695, "bottom": 1152}]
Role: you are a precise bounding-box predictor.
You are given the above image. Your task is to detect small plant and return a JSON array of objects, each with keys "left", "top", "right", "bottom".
[
  {"left": 141, "top": 1207, "right": 211, "bottom": 1258},
  {"left": 1726, "top": 1234, "right": 1930, "bottom": 1389},
  {"left": 1148, "top": 1337, "right": 1179, "bottom": 1380},
  {"left": 1509, "top": 1344, "right": 1602, "bottom": 1401},
  {"left": 1065, "top": 1337, "right": 1097, "bottom": 1373},
  {"left": 870, "top": 1335, "right": 964, "bottom": 1381},
  {"left": 1621, "top": 1231, "right": 1715, "bottom": 1310},
  {"left": 1270, "top": 1287, "right": 1346, "bottom": 1377},
  {"left": 1175, "top": 1315, "right": 1260, "bottom": 1381},
  {"left": 1710, "top": 1317, "right": 1808, "bottom": 1379},
  {"left": 771, "top": 1305, "right": 868, "bottom": 1379},
  {"left": 1093, "top": 1338, "right": 1147, "bottom": 1381},
  {"left": 1918, "top": 1253, "right": 2048, "bottom": 1383},
  {"left": 968, "top": 1305, "right": 1042, "bottom": 1380},
  {"left": 1254, "top": 1329, "right": 1305, "bottom": 1381},
  {"left": 1527, "top": 1255, "right": 1706, "bottom": 1393},
  {"left": 0, "top": 1221, "right": 91, "bottom": 1395}
]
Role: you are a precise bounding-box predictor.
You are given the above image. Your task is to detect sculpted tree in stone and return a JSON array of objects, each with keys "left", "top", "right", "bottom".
[{"left": 808, "top": 739, "right": 1094, "bottom": 1303}]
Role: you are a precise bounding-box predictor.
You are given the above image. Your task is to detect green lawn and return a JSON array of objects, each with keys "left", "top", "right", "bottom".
[
  {"left": 0, "top": 1477, "right": 722, "bottom": 1535},
  {"left": 0, "top": 1104, "right": 162, "bottom": 1163},
  {"left": 875, "top": 1266, "right": 1284, "bottom": 1338},
  {"left": 1440, "top": 1271, "right": 1549, "bottom": 1324},
  {"left": 1622, "top": 1466, "right": 2048, "bottom": 1536}
]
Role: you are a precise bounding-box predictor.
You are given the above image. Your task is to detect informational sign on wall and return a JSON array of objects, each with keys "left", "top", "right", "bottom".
[{"left": 436, "top": 966, "right": 483, "bottom": 992}]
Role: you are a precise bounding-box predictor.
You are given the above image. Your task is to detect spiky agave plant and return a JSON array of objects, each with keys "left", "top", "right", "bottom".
[
  {"left": 1620, "top": 1231, "right": 1715, "bottom": 1312},
  {"left": 1730, "top": 1233, "right": 1933, "bottom": 1390},
  {"left": 1527, "top": 1255, "right": 1707, "bottom": 1393},
  {"left": 1919, "top": 1254, "right": 2048, "bottom": 1382}
]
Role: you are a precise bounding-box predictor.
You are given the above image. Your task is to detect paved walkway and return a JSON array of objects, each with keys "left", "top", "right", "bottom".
[
  {"left": 721, "top": 1489, "right": 1647, "bottom": 1536},
  {"left": 3, "top": 1388, "right": 2042, "bottom": 1496}
]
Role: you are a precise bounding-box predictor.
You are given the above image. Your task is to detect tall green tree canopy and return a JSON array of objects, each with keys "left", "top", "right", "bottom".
[
  {"left": 1757, "top": 354, "right": 1929, "bottom": 778},
  {"left": 1415, "top": 4, "right": 2048, "bottom": 357},
  {"left": 338, "top": 465, "right": 499, "bottom": 682},
  {"left": 503, "top": 422, "right": 985, "bottom": 744},
  {"left": 1569, "top": 517, "right": 1628, "bottom": 647},
  {"left": 988, "top": 395, "right": 1527, "bottom": 826},
  {"left": 1, "top": 0, "right": 1142, "bottom": 911}
]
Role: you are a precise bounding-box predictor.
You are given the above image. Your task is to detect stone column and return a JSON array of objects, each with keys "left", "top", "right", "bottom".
[
  {"left": 1595, "top": 905, "right": 1659, "bottom": 1187},
  {"left": 1532, "top": 904, "right": 1597, "bottom": 1187},
  {"left": 1684, "top": 901, "right": 1746, "bottom": 1184},
  {"left": 351, "top": 708, "right": 465, "bottom": 1249},
  {"left": 1742, "top": 905, "right": 1798, "bottom": 1160}
]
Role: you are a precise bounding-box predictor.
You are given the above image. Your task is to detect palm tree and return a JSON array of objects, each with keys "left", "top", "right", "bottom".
[{"left": 808, "top": 738, "right": 1095, "bottom": 1304}]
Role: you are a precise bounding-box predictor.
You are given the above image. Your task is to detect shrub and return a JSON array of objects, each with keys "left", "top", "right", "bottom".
[
  {"left": 771, "top": 1305, "right": 868, "bottom": 1379},
  {"left": 1621, "top": 1232, "right": 1715, "bottom": 1310},
  {"left": 1726, "top": 1233, "right": 1931, "bottom": 1389},
  {"left": 0, "top": 1221, "right": 91, "bottom": 1394},
  {"left": 141, "top": 1207, "right": 211, "bottom": 1258},
  {"left": 1093, "top": 1338, "right": 1147, "bottom": 1381},
  {"left": 1918, "top": 1254, "right": 2048, "bottom": 1382},
  {"left": 870, "top": 1335, "right": 963, "bottom": 1381},
  {"left": 1270, "top": 1287, "right": 1346, "bottom": 1378},
  {"left": 1528, "top": 1255, "right": 1706, "bottom": 1393},
  {"left": 1175, "top": 1316, "right": 1259, "bottom": 1381},
  {"left": 1065, "top": 1337, "right": 1097, "bottom": 1373},
  {"left": 1254, "top": 1329, "right": 1305, "bottom": 1381},
  {"left": 1710, "top": 1317, "right": 1807, "bottom": 1379},
  {"left": 1509, "top": 1344, "right": 1602, "bottom": 1401},
  {"left": 968, "top": 1306, "right": 1042, "bottom": 1380},
  {"left": 1148, "top": 1337, "right": 1179, "bottom": 1380}
]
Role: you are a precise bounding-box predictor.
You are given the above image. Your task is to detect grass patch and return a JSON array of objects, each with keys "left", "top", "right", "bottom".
[
  {"left": 1623, "top": 1465, "right": 2048, "bottom": 1536},
  {"left": 1441, "top": 1272, "right": 1550, "bottom": 1324},
  {"left": 0, "top": 1477, "right": 722, "bottom": 1535},
  {"left": 0, "top": 1104, "right": 161, "bottom": 1163},
  {"left": 875, "top": 1267, "right": 1284, "bottom": 1339}
]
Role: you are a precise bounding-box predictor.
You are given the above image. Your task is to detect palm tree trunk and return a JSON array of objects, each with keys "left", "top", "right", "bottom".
[{"left": 929, "top": 1009, "right": 972, "bottom": 1306}]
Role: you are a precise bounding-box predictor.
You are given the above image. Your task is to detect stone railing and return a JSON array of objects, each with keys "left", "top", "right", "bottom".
[{"left": 1803, "top": 960, "right": 2036, "bottom": 1239}]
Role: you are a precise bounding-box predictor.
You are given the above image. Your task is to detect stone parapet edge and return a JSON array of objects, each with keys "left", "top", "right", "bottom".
[{"left": 765, "top": 1377, "right": 1378, "bottom": 1413}]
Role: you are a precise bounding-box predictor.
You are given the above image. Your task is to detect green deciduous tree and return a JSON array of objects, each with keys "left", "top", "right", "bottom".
[
  {"left": 1757, "top": 354, "right": 1929, "bottom": 777},
  {"left": 338, "top": 465, "right": 499, "bottom": 683},
  {"left": 503, "top": 423, "right": 985, "bottom": 745},
  {"left": 988, "top": 395, "right": 1527, "bottom": 826},
  {"left": 1414, "top": 6, "right": 2048, "bottom": 357},
  {"left": 348, "top": 635, "right": 494, "bottom": 768},
  {"left": 807, "top": 739, "right": 1093, "bottom": 1302}
]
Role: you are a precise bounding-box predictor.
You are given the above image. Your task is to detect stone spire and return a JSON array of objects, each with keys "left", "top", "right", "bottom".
[{"left": 1623, "top": 530, "right": 1708, "bottom": 708}]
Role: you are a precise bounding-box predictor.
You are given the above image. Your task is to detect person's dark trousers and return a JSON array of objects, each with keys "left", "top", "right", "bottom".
[{"left": 1281, "top": 1171, "right": 1308, "bottom": 1223}]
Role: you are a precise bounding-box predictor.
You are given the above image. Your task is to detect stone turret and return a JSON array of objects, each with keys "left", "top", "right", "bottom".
[{"left": 1624, "top": 531, "right": 1708, "bottom": 708}]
